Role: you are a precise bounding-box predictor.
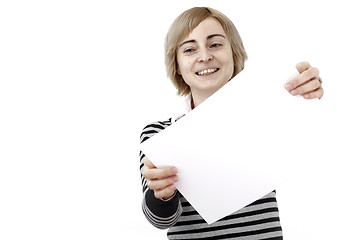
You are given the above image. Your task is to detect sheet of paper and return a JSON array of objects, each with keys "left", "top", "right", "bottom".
[{"left": 140, "top": 62, "right": 331, "bottom": 224}]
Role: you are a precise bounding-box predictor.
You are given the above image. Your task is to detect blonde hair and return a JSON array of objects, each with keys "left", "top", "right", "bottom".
[{"left": 165, "top": 7, "right": 248, "bottom": 96}]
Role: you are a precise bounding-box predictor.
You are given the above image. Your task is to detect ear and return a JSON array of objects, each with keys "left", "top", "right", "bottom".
[{"left": 177, "top": 65, "right": 181, "bottom": 75}]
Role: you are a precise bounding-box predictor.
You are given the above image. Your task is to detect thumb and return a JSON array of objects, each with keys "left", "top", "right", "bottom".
[{"left": 296, "top": 61, "right": 311, "bottom": 74}]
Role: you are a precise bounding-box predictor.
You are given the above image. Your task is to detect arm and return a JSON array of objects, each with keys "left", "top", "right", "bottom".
[{"left": 139, "top": 122, "right": 182, "bottom": 229}]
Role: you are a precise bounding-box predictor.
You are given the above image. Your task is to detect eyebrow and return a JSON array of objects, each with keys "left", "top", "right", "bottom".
[{"left": 179, "top": 34, "right": 226, "bottom": 48}]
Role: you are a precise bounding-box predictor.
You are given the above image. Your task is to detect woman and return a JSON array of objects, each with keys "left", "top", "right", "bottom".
[{"left": 140, "top": 7, "right": 323, "bottom": 240}]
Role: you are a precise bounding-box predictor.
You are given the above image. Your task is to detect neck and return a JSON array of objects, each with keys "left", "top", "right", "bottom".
[{"left": 191, "top": 90, "right": 215, "bottom": 108}]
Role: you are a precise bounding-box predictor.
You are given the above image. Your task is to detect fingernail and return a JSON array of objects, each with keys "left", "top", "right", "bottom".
[
  {"left": 291, "top": 89, "right": 298, "bottom": 95},
  {"left": 286, "top": 83, "right": 293, "bottom": 91},
  {"left": 304, "top": 94, "right": 310, "bottom": 99},
  {"left": 172, "top": 167, "right": 178, "bottom": 174},
  {"left": 173, "top": 176, "right": 179, "bottom": 182}
]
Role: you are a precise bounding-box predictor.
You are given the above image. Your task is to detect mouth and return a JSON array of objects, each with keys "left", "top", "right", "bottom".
[{"left": 195, "top": 68, "right": 220, "bottom": 76}]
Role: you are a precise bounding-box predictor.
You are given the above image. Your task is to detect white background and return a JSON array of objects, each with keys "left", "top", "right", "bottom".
[{"left": 0, "top": 0, "right": 336, "bottom": 239}]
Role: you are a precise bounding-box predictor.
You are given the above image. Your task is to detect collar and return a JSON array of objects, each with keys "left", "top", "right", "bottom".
[
  {"left": 184, "top": 94, "right": 193, "bottom": 113},
  {"left": 175, "top": 95, "right": 193, "bottom": 122}
]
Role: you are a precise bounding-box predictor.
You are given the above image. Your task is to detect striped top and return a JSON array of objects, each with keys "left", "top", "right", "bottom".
[{"left": 140, "top": 118, "right": 283, "bottom": 240}]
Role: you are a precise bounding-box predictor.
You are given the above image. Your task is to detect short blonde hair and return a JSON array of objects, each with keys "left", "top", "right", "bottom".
[{"left": 165, "top": 7, "right": 248, "bottom": 96}]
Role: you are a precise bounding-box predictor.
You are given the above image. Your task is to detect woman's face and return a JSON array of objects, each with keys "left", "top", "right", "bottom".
[{"left": 177, "top": 17, "right": 234, "bottom": 99}]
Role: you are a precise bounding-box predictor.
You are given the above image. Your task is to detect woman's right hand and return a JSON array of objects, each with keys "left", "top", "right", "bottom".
[{"left": 142, "top": 157, "right": 178, "bottom": 200}]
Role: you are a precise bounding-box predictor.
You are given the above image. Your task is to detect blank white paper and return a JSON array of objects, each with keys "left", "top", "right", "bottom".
[{"left": 140, "top": 62, "right": 332, "bottom": 224}]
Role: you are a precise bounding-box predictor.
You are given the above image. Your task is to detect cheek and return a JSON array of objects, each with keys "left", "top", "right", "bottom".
[
  {"left": 223, "top": 57, "right": 234, "bottom": 71},
  {"left": 180, "top": 62, "right": 192, "bottom": 75},
  {"left": 186, "top": 62, "right": 192, "bottom": 74},
  {"left": 222, "top": 53, "right": 233, "bottom": 64},
  {"left": 222, "top": 49, "right": 234, "bottom": 65}
]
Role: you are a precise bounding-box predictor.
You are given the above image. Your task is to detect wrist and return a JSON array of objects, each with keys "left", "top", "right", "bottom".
[{"left": 161, "top": 190, "right": 177, "bottom": 202}]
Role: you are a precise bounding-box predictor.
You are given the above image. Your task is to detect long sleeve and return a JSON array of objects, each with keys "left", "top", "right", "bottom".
[
  {"left": 139, "top": 120, "right": 182, "bottom": 229},
  {"left": 139, "top": 120, "right": 283, "bottom": 239}
]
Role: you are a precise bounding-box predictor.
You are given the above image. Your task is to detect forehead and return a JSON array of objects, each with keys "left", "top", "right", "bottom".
[{"left": 182, "top": 17, "right": 226, "bottom": 41}]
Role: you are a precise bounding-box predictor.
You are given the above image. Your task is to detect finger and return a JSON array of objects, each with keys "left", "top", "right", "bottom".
[
  {"left": 148, "top": 175, "right": 178, "bottom": 191},
  {"left": 154, "top": 185, "right": 177, "bottom": 199},
  {"left": 303, "top": 87, "right": 324, "bottom": 100},
  {"left": 143, "top": 157, "right": 156, "bottom": 169},
  {"left": 142, "top": 166, "right": 178, "bottom": 180},
  {"left": 296, "top": 61, "right": 311, "bottom": 74},
  {"left": 290, "top": 79, "right": 321, "bottom": 96},
  {"left": 141, "top": 164, "right": 150, "bottom": 179},
  {"left": 286, "top": 67, "right": 319, "bottom": 91},
  {"left": 141, "top": 157, "right": 156, "bottom": 178}
]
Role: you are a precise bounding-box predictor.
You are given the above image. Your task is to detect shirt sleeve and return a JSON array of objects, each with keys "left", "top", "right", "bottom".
[{"left": 139, "top": 121, "right": 182, "bottom": 229}]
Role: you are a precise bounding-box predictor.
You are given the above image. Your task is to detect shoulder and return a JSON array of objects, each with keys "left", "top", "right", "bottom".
[{"left": 140, "top": 118, "right": 173, "bottom": 143}]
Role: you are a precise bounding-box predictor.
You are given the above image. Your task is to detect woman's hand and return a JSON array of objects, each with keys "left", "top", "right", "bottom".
[
  {"left": 285, "top": 61, "right": 324, "bottom": 99},
  {"left": 142, "top": 157, "right": 178, "bottom": 200}
]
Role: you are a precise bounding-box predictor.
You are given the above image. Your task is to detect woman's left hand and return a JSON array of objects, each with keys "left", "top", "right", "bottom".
[{"left": 285, "top": 61, "right": 324, "bottom": 99}]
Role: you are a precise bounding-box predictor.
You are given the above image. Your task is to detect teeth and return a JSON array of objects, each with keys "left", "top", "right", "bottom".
[{"left": 197, "top": 68, "right": 218, "bottom": 76}]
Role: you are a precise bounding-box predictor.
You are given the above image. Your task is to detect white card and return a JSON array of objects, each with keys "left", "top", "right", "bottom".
[{"left": 141, "top": 62, "right": 329, "bottom": 224}]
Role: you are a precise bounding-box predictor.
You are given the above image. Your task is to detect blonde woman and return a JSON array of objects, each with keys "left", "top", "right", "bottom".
[{"left": 140, "top": 7, "right": 323, "bottom": 240}]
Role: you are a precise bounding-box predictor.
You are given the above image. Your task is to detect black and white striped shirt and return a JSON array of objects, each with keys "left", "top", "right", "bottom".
[{"left": 140, "top": 118, "right": 283, "bottom": 240}]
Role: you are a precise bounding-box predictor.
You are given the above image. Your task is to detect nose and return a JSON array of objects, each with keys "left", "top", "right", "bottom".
[{"left": 197, "top": 47, "right": 214, "bottom": 62}]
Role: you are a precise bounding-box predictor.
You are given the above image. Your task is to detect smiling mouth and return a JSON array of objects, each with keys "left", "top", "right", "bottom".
[{"left": 196, "top": 68, "right": 220, "bottom": 76}]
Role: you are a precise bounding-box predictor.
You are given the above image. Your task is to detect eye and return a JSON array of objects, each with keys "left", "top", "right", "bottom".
[
  {"left": 184, "top": 48, "right": 195, "bottom": 53},
  {"left": 210, "top": 43, "right": 222, "bottom": 48}
]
